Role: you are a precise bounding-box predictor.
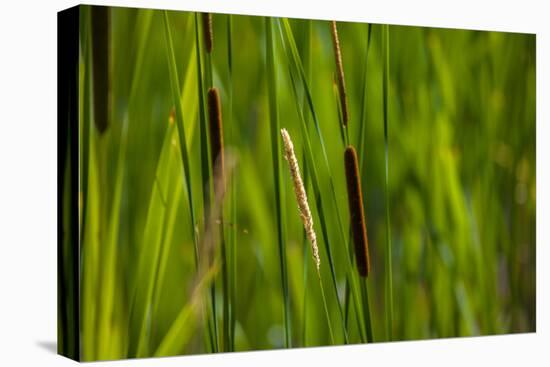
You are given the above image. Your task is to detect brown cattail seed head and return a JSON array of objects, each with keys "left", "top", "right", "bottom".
[
  {"left": 202, "top": 13, "right": 213, "bottom": 53},
  {"left": 344, "top": 145, "right": 371, "bottom": 277},
  {"left": 281, "top": 129, "right": 320, "bottom": 272},
  {"left": 169, "top": 106, "right": 175, "bottom": 125},
  {"left": 330, "top": 21, "right": 349, "bottom": 126},
  {"left": 91, "top": 6, "right": 111, "bottom": 134},
  {"left": 207, "top": 87, "right": 224, "bottom": 183}
]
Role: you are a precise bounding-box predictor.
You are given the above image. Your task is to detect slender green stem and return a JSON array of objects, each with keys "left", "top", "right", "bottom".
[
  {"left": 358, "top": 23, "right": 372, "bottom": 171},
  {"left": 266, "top": 17, "right": 291, "bottom": 348},
  {"left": 317, "top": 272, "right": 335, "bottom": 344},
  {"left": 360, "top": 278, "right": 374, "bottom": 342},
  {"left": 220, "top": 226, "right": 229, "bottom": 352},
  {"left": 382, "top": 24, "right": 394, "bottom": 341},
  {"left": 163, "top": 11, "right": 199, "bottom": 268},
  {"left": 193, "top": 11, "right": 218, "bottom": 352},
  {"left": 227, "top": 14, "right": 237, "bottom": 352},
  {"left": 355, "top": 22, "right": 374, "bottom": 344},
  {"left": 300, "top": 21, "right": 311, "bottom": 347},
  {"left": 301, "top": 152, "right": 310, "bottom": 347}
]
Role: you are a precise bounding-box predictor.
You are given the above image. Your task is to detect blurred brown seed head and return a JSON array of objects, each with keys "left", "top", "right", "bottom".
[
  {"left": 344, "top": 145, "right": 370, "bottom": 277},
  {"left": 202, "top": 13, "right": 213, "bottom": 53}
]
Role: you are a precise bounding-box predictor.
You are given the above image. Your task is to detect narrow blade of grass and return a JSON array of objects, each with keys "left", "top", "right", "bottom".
[
  {"left": 382, "top": 24, "right": 394, "bottom": 341},
  {"left": 163, "top": 10, "right": 215, "bottom": 353},
  {"left": 266, "top": 17, "right": 291, "bottom": 348},
  {"left": 96, "top": 8, "right": 154, "bottom": 360},
  {"left": 154, "top": 264, "right": 220, "bottom": 356},
  {"left": 162, "top": 10, "right": 199, "bottom": 266},
  {"left": 133, "top": 122, "right": 178, "bottom": 357},
  {"left": 226, "top": 14, "right": 238, "bottom": 352},
  {"left": 299, "top": 19, "right": 311, "bottom": 347},
  {"left": 193, "top": 11, "right": 219, "bottom": 353},
  {"left": 356, "top": 22, "right": 375, "bottom": 344}
]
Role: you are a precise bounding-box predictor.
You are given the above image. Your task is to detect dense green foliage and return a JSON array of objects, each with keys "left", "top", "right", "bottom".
[{"left": 72, "top": 5, "right": 535, "bottom": 361}]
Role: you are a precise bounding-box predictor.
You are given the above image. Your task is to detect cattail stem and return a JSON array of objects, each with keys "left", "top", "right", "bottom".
[
  {"left": 344, "top": 146, "right": 371, "bottom": 277},
  {"left": 267, "top": 18, "right": 291, "bottom": 348},
  {"left": 194, "top": 12, "right": 217, "bottom": 352},
  {"left": 330, "top": 21, "right": 349, "bottom": 127},
  {"left": 360, "top": 277, "right": 374, "bottom": 342},
  {"left": 207, "top": 86, "right": 230, "bottom": 351}
]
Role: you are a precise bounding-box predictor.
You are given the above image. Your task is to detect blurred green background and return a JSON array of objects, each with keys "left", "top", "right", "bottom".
[{"left": 65, "top": 4, "right": 535, "bottom": 361}]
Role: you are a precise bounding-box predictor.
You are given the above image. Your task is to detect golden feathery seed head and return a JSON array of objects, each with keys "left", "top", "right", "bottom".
[
  {"left": 202, "top": 12, "right": 213, "bottom": 53},
  {"left": 344, "top": 145, "right": 371, "bottom": 277},
  {"left": 330, "top": 20, "right": 350, "bottom": 126},
  {"left": 280, "top": 128, "right": 320, "bottom": 271}
]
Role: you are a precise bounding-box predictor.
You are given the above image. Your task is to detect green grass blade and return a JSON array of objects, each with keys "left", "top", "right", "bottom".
[
  {"left": 164, "top": 11, "right": 215, "bottom": 353},
  {"left": 301, "top": 149, "right": 310, "bottom": 347},
  {"left": 299, "top": 20, "right": 311, "bottom": 347},
  {"left": 154, "top": 265, "right": 219, "bottom": 356},
  {"left": 266, "top": 17, "right": 291, "bottom": 348},
  {"left": 318, "top": 274, "right": 335, "bottom": 344},
  {"left": 355, "top": 22, "right": 375, "bottom": 344},
  {"left": 193, "top": 12, "right": 219, "bottom": 353},
  {"left": 360, "top": 278, "right": 374, "bottom": 342},
  {"left": 162, "top": 10, "right": 199, "bottom": 263},
  {"left": 96, "top": 8, "right": 154, "bottom": 360},
  {"left": 227, "top": 14, "right": 238, "bottom": 352},
  {"left": 80, "top": 9, "right": 98, "bottom": 360},
  {"left": 382, "top": 24, "right": 394, "bottom": 341},
  {"left": 358, "top": 23, "right": 372, "bottom": 171},
  {"left": 132, "top": 123, "right": 176, "bottom": 357},
  {"left": 96, "top": 110, "right": 129, "bottom": 360},
  {"left": 152, "top": 12, "right": 198, "bottom": 323}
]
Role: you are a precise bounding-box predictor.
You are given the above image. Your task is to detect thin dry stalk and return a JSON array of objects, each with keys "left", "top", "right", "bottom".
[
  {"left": 344, "top": 145, "right": 371, "bottom": 277},
  {"left": 330, "top": 20, "right": 349, "bottom": 126},
  {"left": 280, "top": 128, "right": 320, "bottom": 272}
]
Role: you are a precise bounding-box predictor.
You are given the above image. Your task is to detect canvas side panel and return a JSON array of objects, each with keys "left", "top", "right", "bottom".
[{"left": 58, "top": 5, "right": 80, "bottom": 362}]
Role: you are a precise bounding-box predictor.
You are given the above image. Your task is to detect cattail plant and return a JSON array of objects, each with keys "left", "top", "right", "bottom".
[
  {"left": 344, "top": 145, "right": 371, "bottom": 277},
  {"left": 207, "top": 86, "right": 232, "bottom": 352},
  {"left": 330, "top": 20, "right": 349, "bottom": 127},
  {"left": 202, "top": 13, "right": 213, "bottom": 53},
  {"left": 207, "top": 87, "right": 225, "bottom": 187}
]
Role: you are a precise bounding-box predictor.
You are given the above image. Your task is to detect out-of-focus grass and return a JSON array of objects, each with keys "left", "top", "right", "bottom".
[{"left": 73, "top": 5, "right": 536, "bottom": 361}]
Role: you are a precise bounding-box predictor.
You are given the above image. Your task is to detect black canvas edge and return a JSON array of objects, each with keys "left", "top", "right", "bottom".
[{"left": 58, "top": 4, "right": 81, "bottom": 362}]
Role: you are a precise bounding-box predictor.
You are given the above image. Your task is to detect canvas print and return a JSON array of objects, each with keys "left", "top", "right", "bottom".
[{"left": 58, "top": 4, "right": 536, "bottom": 361}]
